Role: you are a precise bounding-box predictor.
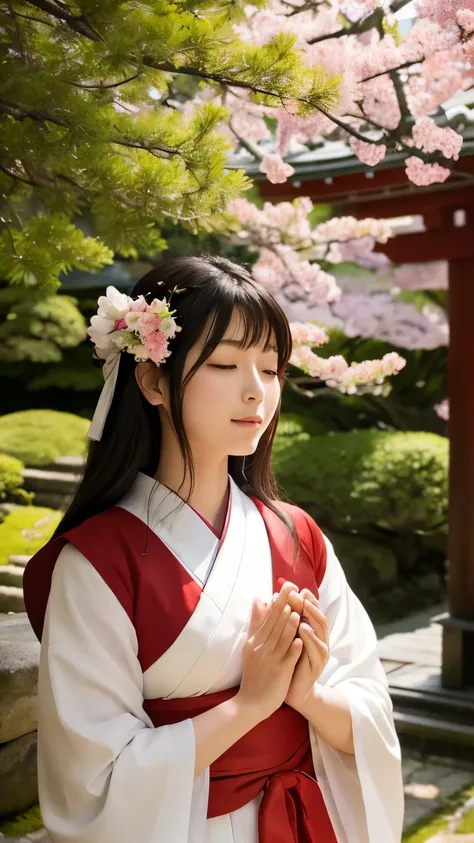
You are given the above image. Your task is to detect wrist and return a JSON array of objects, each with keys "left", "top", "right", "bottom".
[
  {"left": 296, "top": 682, "right": 325, "bottom": 721},
  {"left": 233, "top": 692, "right": 268, "bottom": 727}
]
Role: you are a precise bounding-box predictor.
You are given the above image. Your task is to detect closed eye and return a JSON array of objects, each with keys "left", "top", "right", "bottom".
[{"left": 210, "top": 365, "right": 278, "bottom": 376}]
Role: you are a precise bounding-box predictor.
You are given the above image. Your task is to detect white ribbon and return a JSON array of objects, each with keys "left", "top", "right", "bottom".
[{"left": 87, "top": 351, "right": 121, "bottom": 442}]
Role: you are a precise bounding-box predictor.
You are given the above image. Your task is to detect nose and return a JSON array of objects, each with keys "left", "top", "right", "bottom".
[{"left": 242, "top": 367, "right": 265, "bottom": 404}]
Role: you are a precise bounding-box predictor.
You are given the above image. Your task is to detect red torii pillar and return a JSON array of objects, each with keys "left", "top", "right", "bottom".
[
  {"left": 379, "top": 207, "right": 474, "bottom": 688},
  {"left": 258, "top": 172, "right": 474, "bottom": 688}
]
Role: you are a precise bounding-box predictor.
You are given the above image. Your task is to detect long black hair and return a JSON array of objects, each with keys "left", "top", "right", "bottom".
[{"left": 52, "top": 255, "right": 296, "bottom": 542}]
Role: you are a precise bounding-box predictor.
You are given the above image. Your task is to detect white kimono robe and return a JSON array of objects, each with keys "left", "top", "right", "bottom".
[{"left": 34, "top": 471, "right": 403, "bottom": 843}]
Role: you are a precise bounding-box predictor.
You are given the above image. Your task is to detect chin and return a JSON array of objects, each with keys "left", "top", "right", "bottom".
[{"left": 229, "top": 442, "right": 259, "bottom": 457}]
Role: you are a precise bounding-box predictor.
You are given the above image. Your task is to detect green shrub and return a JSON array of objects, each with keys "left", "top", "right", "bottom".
[
  {"left": 273, "top": 427, "right": 447, "bottom": 540},
  {"left": 0, "top": 453, "right": 31, "bottom": 507},
  {"left": 276, "top": 412, "right": 327, "bottom": 442},
  {"left": 0, "top": 409, "right": 89, "bottom": 467},
  {"left": 0, "top": 506, "right": 62, "bottom": 564}
]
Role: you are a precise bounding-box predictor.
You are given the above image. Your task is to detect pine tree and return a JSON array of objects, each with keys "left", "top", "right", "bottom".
[{"left": 0, "top": 1, "right": 339, "bottom": 293}]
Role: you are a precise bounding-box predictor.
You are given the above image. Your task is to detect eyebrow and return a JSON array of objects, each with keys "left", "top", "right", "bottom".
[{"left": 219, "top": 338, "right": 278, "bottom": 352}]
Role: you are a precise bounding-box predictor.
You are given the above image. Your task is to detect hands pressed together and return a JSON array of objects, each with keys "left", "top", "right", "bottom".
[{"left": 237, "top": 582, "right": 330, "bottom": 721}]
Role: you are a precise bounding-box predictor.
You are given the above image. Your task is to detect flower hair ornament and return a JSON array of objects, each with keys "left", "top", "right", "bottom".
[{"left": 86, "top": 285, "right": 182, "bottom": 441}]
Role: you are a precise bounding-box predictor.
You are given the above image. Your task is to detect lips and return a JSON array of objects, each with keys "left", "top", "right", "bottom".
[{"left": 232, "top": 416, "right": 263, "bottom": 423}]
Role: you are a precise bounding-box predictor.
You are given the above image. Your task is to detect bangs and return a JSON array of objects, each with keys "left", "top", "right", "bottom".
[{"left": 185, "top": 277, "right": 293, "bottom": 382}]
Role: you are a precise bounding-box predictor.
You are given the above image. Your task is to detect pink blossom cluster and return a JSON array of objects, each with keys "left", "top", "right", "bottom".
[
  {"left": 259, "top": 154, "right": 295, "bottom": 184},
  {"left": 326, "top": 236, "right": 391, "bottom": 270},
  {"left": 252, "top": 246, "right": 341, "bottom": 305},
  {"left": 412, "top": 116, "right": 463, "bottom": 160},
  {"left": 434, "top": 398, "right": 450, "bottom": 421},
  {"left": 332, "top": 292, "right": 449, "bottom": 349},
  {"left": 290, "top": 343, "right": 406, "bottom": 393},
  {"left": 416, "top": 0, "right": 474, "bottom": 27},
  {"left": 350, "top": 139, "right": 387, "bottom": 167},
  {"left": 229, "top": 196, "right": 314, "bottom": 247},
  {"left": 290, "top": 321, "right": 329, "bottom": 347},
  {"left": 406, "top": 49, "right": 467, "bottom": 119},
  {"left": 315, "top": 216, "right": 392, "bottom": 245},
  {"left": 388, "top": 261, "right": 448, "bottom": 291},
  {"left": 405, "top": 157, "right": 451, "bottom": 186}
]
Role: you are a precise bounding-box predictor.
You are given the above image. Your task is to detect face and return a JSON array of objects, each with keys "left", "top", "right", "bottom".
[{"left": 177, "top": 308, "right": 282, "bottom": 458}]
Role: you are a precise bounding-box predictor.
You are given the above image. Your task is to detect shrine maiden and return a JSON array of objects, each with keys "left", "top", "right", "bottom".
[{"left": 24, "top": 255, "right": 404, "bottom": 843}]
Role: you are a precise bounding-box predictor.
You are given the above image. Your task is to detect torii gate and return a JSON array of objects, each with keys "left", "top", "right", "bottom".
[{"left": 255, "top": 148, "right": 474, "bottom": 690}]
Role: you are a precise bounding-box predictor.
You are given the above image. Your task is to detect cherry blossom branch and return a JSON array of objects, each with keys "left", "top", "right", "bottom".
[
  {"left": 307, "top": 0, "right": 412, "bottom": 44},
  {"left": 362, "top": 59, "right": 423, "bottom": 83}
]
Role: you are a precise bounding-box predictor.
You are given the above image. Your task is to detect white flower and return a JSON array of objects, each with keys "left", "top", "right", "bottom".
[
  {"left": 132, "top": 344, "right": 150, "bottom": 361},
  {"left": 124, "top": 311, "right": 142, "bottom": 330},
  {"left": 160, "top": 317, "right": 181, "bottom": 338},
  {"left": 88, "top": 314, "right": 115, "bottom": 336},
  {"left": 148, "top": 298, "right": 169, "bottom": 316},
  {"left": 96, "top": 286, "right": 133, "bottom": 321}
]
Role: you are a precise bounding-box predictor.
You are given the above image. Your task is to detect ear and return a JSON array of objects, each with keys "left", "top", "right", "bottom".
[{"left": 135, "top": 361, "right": 167, "bottom": 406}]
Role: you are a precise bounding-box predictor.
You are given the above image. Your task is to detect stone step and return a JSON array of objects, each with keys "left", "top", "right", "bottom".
[
  {"left": 22, "top": 468, "right": 81, "bottom": 494},
  {"left": 0, "top": 586, "right": 25, "bottom": 613},
  {"left": 48, "top": 455, "right": 85, "bottom": 475},
  {"left": 21, "top": 468, "right": 80, "bottom": 509},
  {"left": 0, "top": 566, "right": 24, "bottom": 589},
  {"left": 8, "top": 555, "right": 31, "bottom": 569},
  {"left": 395, "top": 707, "right": 474, "bottom": 762}
]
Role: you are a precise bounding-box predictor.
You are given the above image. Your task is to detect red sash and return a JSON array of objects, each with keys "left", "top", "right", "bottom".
[{"left": 146, "top": 689, "right": 337, "bottom": 843}]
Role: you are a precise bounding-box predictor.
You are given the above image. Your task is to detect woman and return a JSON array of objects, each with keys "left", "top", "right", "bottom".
[{"left": 24, "top": 255, "right": 404, "bottom": 843}]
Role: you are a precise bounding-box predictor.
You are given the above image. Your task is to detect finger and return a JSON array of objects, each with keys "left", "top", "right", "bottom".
[
  {"left": 266, "top": 603, "right": 292, "bottom": 651},
  {"left": 300, "top": 588, "right": 320, "bottom": 606},
  {"left": 248, "top": 598, "right": 266, "bottom": 638},
  {"left": 299, "top": 623, "right": 329, "bottom": 670},
  {"left": 273, "top": 611, "right": 301, "bottom": 658},
  {"left": 284, "top": 635, "right": 303, "bottom": 667},
  {"left": 286, "top": 589, "right": 304, "bottom": 616},
  {"left": 254, "top": 582, "right": 299, "bottom": 644},
  {"left": 301, "top": 600, "right": 328, "bottom": 643}
]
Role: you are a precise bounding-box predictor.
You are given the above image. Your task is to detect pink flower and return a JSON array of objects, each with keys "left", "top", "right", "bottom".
[
  {"left": 137, "top": 312, "right": 162, "bottom": 339},
  {"left": 142, "top": 330, "right": 169, "bottom": 363},
  {"left": 115, "top": 317, "right": 127, "bottom": 330},
  {"left": 259, "top": 154, "right": 295, "bottom": 184},
  {"left": 129, "top": 296, "right": 148, "bottom": 312}
]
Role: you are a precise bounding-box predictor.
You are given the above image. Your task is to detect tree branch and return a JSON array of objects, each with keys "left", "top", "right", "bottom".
[
  {"left": 24, "top": 0, "right": 103, "bottom": 41},
  {"left": 67, "top": 72, "right": 141, "bottom": 90},
  {"left": 362, "top": 58, "right": 422, "bottom": 83},
  {"left": 307, "top": 0, "right": 412, "bottom": 44},
  {"left": 0, "top": 163, "right": 43, "bottom": 187},
  {"left": 8, "top": 8, "right": 54, "bottom": 27}
]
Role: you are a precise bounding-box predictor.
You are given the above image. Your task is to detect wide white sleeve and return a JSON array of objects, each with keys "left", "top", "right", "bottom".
[
  {"left": 37, "top": 543, "right": 209, "bottom": 843},
  {"left": 310, "top": 534, "right": 404, "bottom": 843}
]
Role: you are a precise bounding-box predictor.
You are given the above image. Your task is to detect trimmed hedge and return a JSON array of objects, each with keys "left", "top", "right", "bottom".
[
  {"left": 0, "top": 506, "right": 62, "bottom": 564},
  {"left": 273, "top": 423, "right": 447, "bottom": 541},
  {"left": 0, "top": 453, "right": 30, "bottom": 508},
  {"left": 0, "top": 409, "right": 89, "bottom": 467}
]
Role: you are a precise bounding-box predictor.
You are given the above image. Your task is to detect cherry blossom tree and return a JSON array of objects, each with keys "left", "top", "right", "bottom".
[
  {"left": 189, "top": 0, "right": 474, "bottom": 190},
  {"left": 228, "top": 194, "right": 456, "bottom": 396}
]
